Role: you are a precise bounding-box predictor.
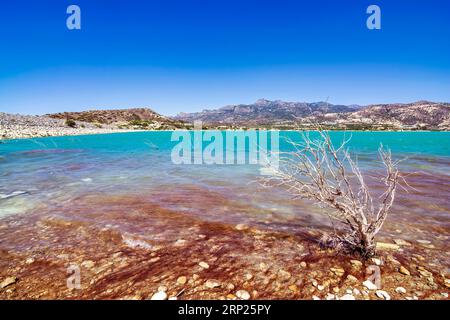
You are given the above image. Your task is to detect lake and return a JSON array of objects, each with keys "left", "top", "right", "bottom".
[{"left": 0, "top": 131, "right": 449, "bottom": 299}]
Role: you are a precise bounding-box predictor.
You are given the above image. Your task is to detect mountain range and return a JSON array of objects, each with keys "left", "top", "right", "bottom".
[{"left": 175, "top": 99, "right": 450, "bottom": 130}]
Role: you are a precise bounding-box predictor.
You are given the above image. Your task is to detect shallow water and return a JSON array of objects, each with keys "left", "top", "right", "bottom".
[{"left": 0, "top": 131, "right": 449, "bottom": 299}]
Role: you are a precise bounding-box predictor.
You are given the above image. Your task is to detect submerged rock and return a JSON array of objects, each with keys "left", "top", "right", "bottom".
[
  {"left": 235, "top": 224, "right": 248, "bottom": 231},
  {"left": 0, "top": 276, "right": 17, "bottom": 289},
  {"left": 330, "top": 267, "right": 345, "bottom": 277},
  {"left": 417, "top": 266, "right": 432, "bottom": 278},
  {"left": 278, "top": 269, "right": 291, "bottom": 281},
  {"left": 81, "top": 260, "right": 95, "bottom": 269},
  {"left": 393, "top": 239, "right": 411, "bottom": 246},
  {"left": 0, "top": 191, "right": 27, "bottom": 200},
  {"left": 259, "top": 262, "right": 269, "bottom": 272},
  {"left": 350, "top": 260, "right": 362, "bottom": 268},
  {"left": 445, "top": 279, "right": 450, "bottom": 289},
  {"left": 376, "top": 242, "right": 400, "bottom": 251},
  {"left": 395, "top": 287, "right": 407, "bottom": 294},
  {"left": 346, "top": 275, "right": 358, "bottom": 283},
  {"left": 399, "top": 266, "right": 411, "bottom": 276},
  {"left": 177, "top": 276, "right": 187, "bottom": 285}
]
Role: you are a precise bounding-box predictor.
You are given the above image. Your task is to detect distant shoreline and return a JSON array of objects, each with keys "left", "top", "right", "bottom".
[{"left": 2, "top": 128, "right": 449, "bottom": 143}]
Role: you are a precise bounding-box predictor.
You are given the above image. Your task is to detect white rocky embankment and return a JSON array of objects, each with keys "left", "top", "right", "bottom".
[{"left": 0, "top": 112, "right": 137, "bottom": 140}]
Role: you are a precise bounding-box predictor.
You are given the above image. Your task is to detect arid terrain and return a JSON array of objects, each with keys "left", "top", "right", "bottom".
[
  {"left": 176, "top": 99, "right": 450, "bottom": 130},
  {"left": 0, "top": 108, "right": 189, "bottom": 140}
]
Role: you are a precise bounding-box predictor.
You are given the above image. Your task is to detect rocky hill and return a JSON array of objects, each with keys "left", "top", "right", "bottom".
[
  {"left": 1, "top": 108, "right": 189, "bottom": 140},
  {"left": 175, "top": 99, "right": 450, "bottom": 130},
  {"left": 47, "top": 108, "right": 187, "bottom": 128},
  {"left": 341, "top": 101, "right": 450, "bottom": 129},
  {"left": 175, "top": 99, "right": 359, "bottom": 126}
]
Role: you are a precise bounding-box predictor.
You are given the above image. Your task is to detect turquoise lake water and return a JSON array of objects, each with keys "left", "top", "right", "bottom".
[{"left": 0, "top": 131, "right": 449, "bottom": 244}]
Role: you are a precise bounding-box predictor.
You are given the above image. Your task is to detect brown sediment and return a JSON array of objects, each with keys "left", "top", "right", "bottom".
[{"left": 0, "top": 190, "right": 449, "bottom": 300}]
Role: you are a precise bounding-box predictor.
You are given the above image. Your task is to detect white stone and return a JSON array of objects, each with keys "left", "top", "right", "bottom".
[
  {"left": 340, "top": 294, "right": 355, "bottom": 300},
  {"left": 150, "top": 291, "right": 167, "bottom": 300},
  {"left": 376, "top": 290, "right": 391, "bottom": 300},
  {"left": 363, "top": 280, "right": 378, "bottom": 290},
  {"left": 395, "top": 287, "right": 406, "bottom": 294},
  {"left": 236, "top": 290, "right": 250, "bottom": 300},
  {"left": 205, "top": 279, "right": 221, "bottom": 289}
]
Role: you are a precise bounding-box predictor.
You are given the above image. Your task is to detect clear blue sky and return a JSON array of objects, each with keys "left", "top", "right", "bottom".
[{"left": 0, "top": 0, "right": 449, "bottom": 115}]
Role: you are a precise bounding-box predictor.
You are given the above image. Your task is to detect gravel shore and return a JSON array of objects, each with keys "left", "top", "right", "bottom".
[{"left": 0, "top": 112, "right": 140, "bottom": 140}]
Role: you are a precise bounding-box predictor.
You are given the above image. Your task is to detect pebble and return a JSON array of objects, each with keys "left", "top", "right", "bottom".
[
  {"left": 350, "top": 260, "right": 362, "bottom": 268},
  {"left": 332, "top": 287, "right": 340, "bottom": 293},
  {"left": 387, "top": 255, "right": 400, "bottom": 265},
  {"left": 441, "top": 293, "right": 448, "bottom": 298},
  {"left": 158, "top": 286, "right": 167, "bottom": 292},
  {"left": 371, "top": 258, "right": 382, "bottom": 266},
  {"left": 199, "top": 261, "right": 210, "bottom": 269},
  {"left": 278, "top": 269, "right": 291, "bottom": 281},
  {"left": 362, "top": 280, "right": 378, "bottom": 290},
  {"left": 312, "top": 295, "right": 321, "bottom": 300},
  {"left": 395, "top": 287, "right": 406, "bottom": 294},
  {"left": 235, "top": 224, "right": 249, "bottom": 231},
  {"left": 412, "top": 254, "right": 425, "bottom": 261},
  {"left": 149, "top": 257, "right": 160, "bottom": 263},
  {"left": 226, "top": 283, "right": 235, "bottom": 290},
  {"left": 376, "top": 290, "right": 391, "bottom": 300},
  {"left": 0, "top": 276, "right": 17, "bottom": 289},
  {"left": 340, "top": 294, "right": 355, "bottom": 300},
  {"left": 236, "top": 290, "right": 250, "bottom": 300},
  {"left": 259, "top": 262, "right": 269, "bottom": 272},
  {"left": 150, "top": 291, "right": 167, "bottom": 300},
  {"left": 417, "top": 266, "right": 432, "bottom": 278},
  {"left": 300, "top": 261, "right": 307, "bottom": 268},
  {"left": 205, "top": 279, "right": 221, "bottom": 289},
  {"left": 325, "top": 293, "right": 335, "bottom": 300},
  {"left": 353, "top": 288, "right": 361, "bottom": 296},
  {"left": 317, "top": 285, "right": 325, "bottom": 291},
  {"left": 192, "top": 274, "right": 200, "bottom": 280},
  {"left": 393, "top": 239, "right": 411, "bottom": 246},
  {"left": 417, "top": 239, "right": 431, "bottom": 244},
  {"left": 288, "top": 284, "right": 298, "bottom": 292},
  {"left": 168, "top": 297, "right": 177, "bottom": 300},
  {"left": 245, "top": 273, "right": 253, "bottom": 281},
  {"left": 81, "top": 260, "right": 95, "bottom": 269},
  {"left": 399, "top": 266, "right": 410, "bottom": 276},
  {"left": 445, "top": 279, "right": 450, "bottom": 289},
  {"left": 346, "top": 275, "right": 358, "bottom": 283},
  {"left": 227, "top": 294, "right": 236, "bottom": 300},
  {"left": 330, "top": 267, "right": 345, "bottom": 277},
  {"left": 376, "top": 242, "right": 400, "bottom": 251},
  {"left": 174, "top": 239, "right": 187, "bottom": 246},
  {"left": 177, "top": 276, "right": 187, "bottom": 285},
  {"left": 25, "top": 258, "right": 35, "bottom": 264}
]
